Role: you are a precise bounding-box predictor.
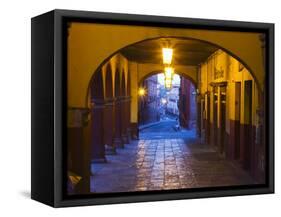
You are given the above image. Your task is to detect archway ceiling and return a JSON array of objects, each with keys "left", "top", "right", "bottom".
[{"left": 121, "top": 38, "right": 218, "bottom": 66}]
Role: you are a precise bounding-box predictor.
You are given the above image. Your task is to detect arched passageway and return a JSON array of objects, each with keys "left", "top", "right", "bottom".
[
  {"left": 67, "top": 32, "right": 266, "bottom": 195},
  {"left": 138, "top": 72, "right": 198, "bottom": 141}
]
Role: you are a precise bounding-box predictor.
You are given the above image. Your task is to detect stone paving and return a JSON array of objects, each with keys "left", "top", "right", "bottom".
[{"left": 90, "top": 129, "right": 254, "bottom": 193}]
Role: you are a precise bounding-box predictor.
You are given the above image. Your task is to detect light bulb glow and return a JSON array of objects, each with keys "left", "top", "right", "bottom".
[
  {"left": 164, "top": 67, "right": 174, "bottom": 79},
  {"left": 165, "top": 83, "right": 172, "bottom": 89},
  {"left": 165, "top": 78, "right": 172, "bottom": 89},
  {"left": 162, "top": 48, "right": 173, "bottom": 65},
  {"left": 161, "top": 98, "right": 167, "bottom": 104},
  {"left": 138, "top": 87, "right": 146, "bottom": 96}
]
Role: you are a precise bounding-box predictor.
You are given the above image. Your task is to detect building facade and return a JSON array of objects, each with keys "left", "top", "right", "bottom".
[
  {"left": 178, "top": 78, "right": 197, "bottom": 129},
  {"left": 139, "top": 75, "right": 159, "bottom": 125},
  {"left": 166, "top": 85, "right": 180, "bottom": 116},
  {"left": 198, "top": 49, "right": 265, "bottom": 182}
]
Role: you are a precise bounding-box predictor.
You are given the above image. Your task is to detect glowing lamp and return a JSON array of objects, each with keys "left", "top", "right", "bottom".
[
  {"left": 162, "top": 48, "right": 173, "bottom": 65},
  {"left": 161, "top": 98, "right": 167, "bottom": 104},
  {"left": 165, "top": 78, "right": 172, "bottom": 89},
  {"left": 138, "top": 87, "right": 146, "bottom": 96},
  {"left": 164, "top": 67, "right": 174, "bottom": 80}
]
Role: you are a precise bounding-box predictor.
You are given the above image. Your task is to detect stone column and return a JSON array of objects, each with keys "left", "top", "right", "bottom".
[
  {"left": 67, "top": 109, "right": 84, "bottom": 175},
  {"left": 77, "top": 114, "right": 91, "bottom": 194},
  {"left": 114, "top": 97, "right": 124, "bottom": 148},
  {"left": 185, "top": 81, "right": 191, "bottom": 129},
  {"left": 196, "top": 95, "right": 202, "bottom": 137},
  {"left": 127, "top": 96, "right": 132, "bottom": 142},
  {"left": 124, "top": 96, "right": 132, "bottom": 144},
  {"left": 103, "top": 98, "right": 116, "bottom": 155},
  {"left": 90, "top": 99, "right": 106, "bottom": 163},
  {"left": 67, "top": 108, "right": 91, "bottom": 194},
  {"left": 120, "top": 96, "right": 129, "bottom": 144},
  {"left": 204, "top": 93, "right": 210, "bottom": 145}
]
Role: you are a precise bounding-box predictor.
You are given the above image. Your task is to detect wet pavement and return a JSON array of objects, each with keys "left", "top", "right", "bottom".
[
  {"left": 139, "top": 119, "right": 188, "bottom": 139},
  {"left": 90, "top": 127, "right": 254, "bottom": 193}
]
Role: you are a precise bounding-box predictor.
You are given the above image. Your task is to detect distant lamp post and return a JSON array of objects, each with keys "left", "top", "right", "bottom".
[
  {"left": 138, "top": 87, "right": 146, "bottom": 96},
  {"left": 162, "top": 48, "right": 173, "bottom": 65}
]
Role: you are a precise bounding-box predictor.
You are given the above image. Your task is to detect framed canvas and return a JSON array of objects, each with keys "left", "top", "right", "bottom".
[{"left": 31, "top": 9, "right": 274, "bottom": 207}]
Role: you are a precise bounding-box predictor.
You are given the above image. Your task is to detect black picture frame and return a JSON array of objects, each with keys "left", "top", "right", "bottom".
[{"left": 31, "top": 9, "right": 274, "bottom": 207}]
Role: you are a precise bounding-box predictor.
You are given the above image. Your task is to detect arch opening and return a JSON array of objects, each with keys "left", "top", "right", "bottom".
[
  {"left": 67, "top": 29, "right": 266, "bottom": 195},
  {"left": 138, "top": 72, "right": 198, "bottom": 140},
  {"left": 86, "top": 35, "right": 262, "bottom": 108}
]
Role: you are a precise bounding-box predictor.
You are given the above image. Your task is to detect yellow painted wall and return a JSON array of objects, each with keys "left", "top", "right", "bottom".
[
  {"left": 68, "top": 22, "right": 264, "bottom": 108},
  {"left": 227, "top": 56, "right": 259, "bottom": 127},
  {"left": 198, "top": 49, "right": 261, "bottom": 134}
]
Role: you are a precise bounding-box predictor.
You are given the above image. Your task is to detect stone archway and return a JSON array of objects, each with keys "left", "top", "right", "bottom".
[
  {"left": 90, "top": 69, "right": 106, "bottom": 163},
  {"left": 137, "top": 70, "right": 198, "bottom": 131},
  {"left": 103, "top": 64, "right": 116, "bottom": 154},
  {"left": 67, "top": 23, "right": 264, "bottom": 108}
]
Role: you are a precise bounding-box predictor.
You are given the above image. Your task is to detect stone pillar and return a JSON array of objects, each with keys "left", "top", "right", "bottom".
[
  {"left": 124, "top": 96, "right": 132, "bottom": 144},
  {"left": 90, "top": 99, "right": 106, "bottom": 163},
  {"left": 67, "top": 109, "right": 84, "bottom": 174},
  {"left": 127, "top": 96, "right": 132, "bottom": 142},
  {"left": 114, "top": 97, "right": 124, "bottom": 148},
  {"left": 77, "top": 115, "right": 91, "bottom": 194},
  {"left": 204, "top": 93, "right": 210, "bottom": 145},
  {"left": 185, "top": 81, "right": 191, "bottom": 129},
  {"left": 130, "top": 123, "right": 139, "bottom": 139},
  {"left": 120, "top": 96, "right": 129, "bottom": 144},
  {"left": 196, "top": 95, "right": 202, "bottom": 137},
  {"left": 67, "top": 108, "right": 91, "bottom": 194},
  {"left": 103, "top": 98, "right": 116, "bottom": 155}
]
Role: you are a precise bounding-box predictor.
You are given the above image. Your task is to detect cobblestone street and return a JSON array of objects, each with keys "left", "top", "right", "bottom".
[{"left": 91, "top": 128, "right": 254, "bottom": 193}]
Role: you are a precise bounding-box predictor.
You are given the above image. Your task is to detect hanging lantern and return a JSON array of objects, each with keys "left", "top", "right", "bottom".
[
  {"left": 162, "top": 46, "right": 174, "bottom": 90},
  {"left": 165, "top": 77, "right": 172, "bottom": 89},
  {"left": 164, "top": 67, "right": 174, "bottom": 80},
  {"left": 162, "top": 48, "right": 173, "bottom": 65}
]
